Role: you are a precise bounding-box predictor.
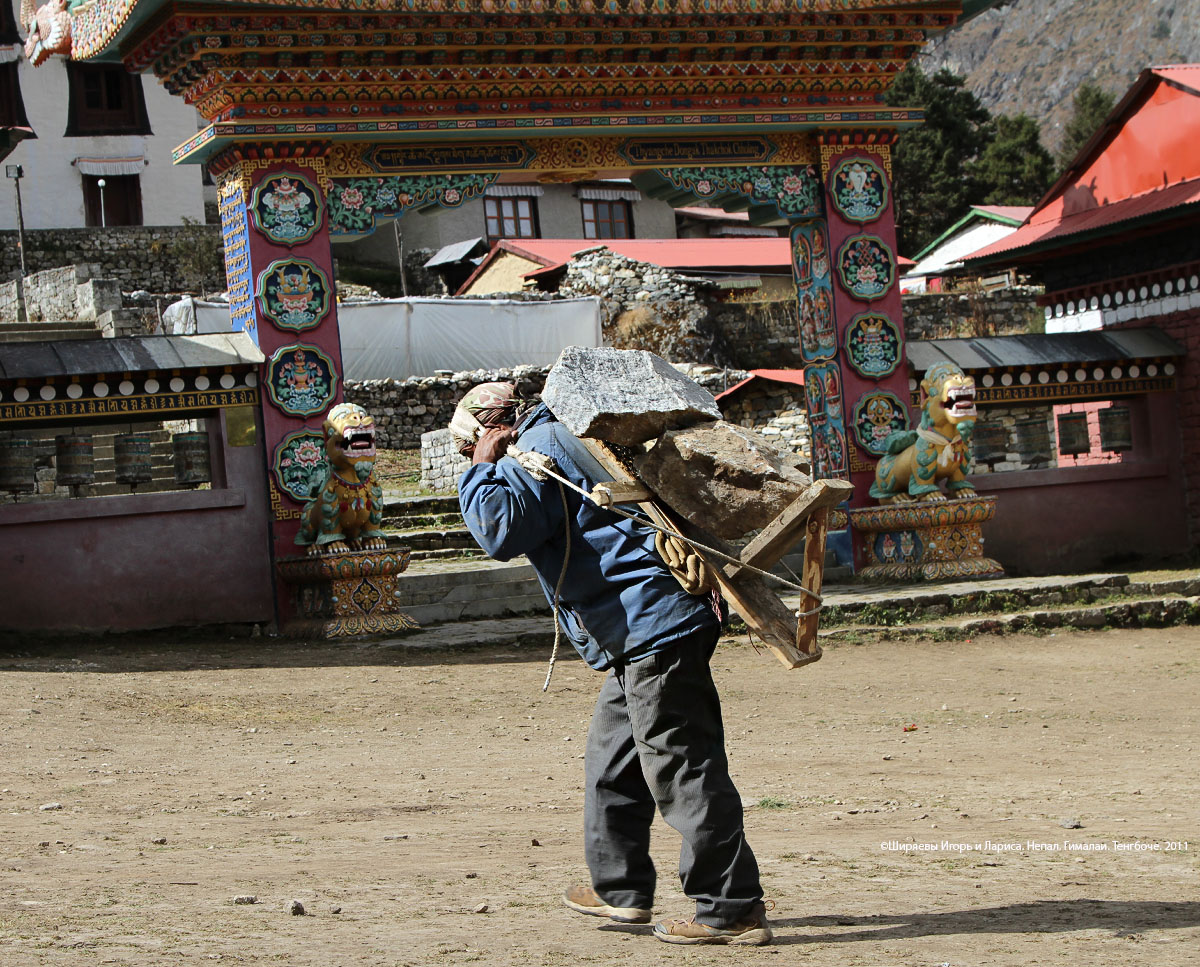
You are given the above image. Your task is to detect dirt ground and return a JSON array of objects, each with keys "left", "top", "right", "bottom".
[{"left": 1, "top": 626, "right": 1197, "bottom": 967}]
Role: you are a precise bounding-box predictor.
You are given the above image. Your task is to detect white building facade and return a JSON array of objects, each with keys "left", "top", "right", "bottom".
[{"left": 0, "top": 0, "right": 205, "bottom": 231}]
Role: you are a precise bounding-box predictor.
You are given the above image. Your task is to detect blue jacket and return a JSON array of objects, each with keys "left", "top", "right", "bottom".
[{"left": 458, "top": 404, "right": 717, "bottom": 670}]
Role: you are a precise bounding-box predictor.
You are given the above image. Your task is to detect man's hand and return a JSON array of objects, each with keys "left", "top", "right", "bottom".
[{"left": 472, "top": 425, "right": 518, "bottom": 465}]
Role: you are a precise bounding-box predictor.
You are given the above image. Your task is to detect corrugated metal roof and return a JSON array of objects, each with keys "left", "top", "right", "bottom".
[
  {"left": 906, "top": 328, "right": 1183, "bottom": 373},
  {"left": 966, "top": 178, "right": 1200, "bottom": 263},
  {"left": 425, "top": 237, "right": 488, "bottom": 268},
  {"left": 0, "top": 333, "right": 264, "bottom": 381}
]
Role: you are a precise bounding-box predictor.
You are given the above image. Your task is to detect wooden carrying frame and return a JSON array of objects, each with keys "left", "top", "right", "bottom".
[{"left": 581, "top": 440, "right": 854, "bottom": 670}]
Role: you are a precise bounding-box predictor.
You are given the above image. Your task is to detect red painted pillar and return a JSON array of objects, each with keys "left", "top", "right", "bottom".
[
  {"left": 815, "top": 140, "right": 912, "bottom": 566},
  {"left": 215, "top": 154, "right": 347, "bottom": 608}
]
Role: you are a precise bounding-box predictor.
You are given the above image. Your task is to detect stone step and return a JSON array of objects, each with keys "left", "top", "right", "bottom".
[
  {"left": 0, "top": 322, "right": 102, "bottom": 342},
  {"left": 373, "top": 590, "right": 1200, "bottom": 653}
]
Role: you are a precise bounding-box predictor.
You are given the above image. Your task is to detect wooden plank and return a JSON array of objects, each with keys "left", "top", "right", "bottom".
[
  {"left": 589, "top": 481, "right": 655, "bottom": 506},
  {"left": 580, "top": 438, "right": 822, "bottom": 670},
  {"left": 724, "top": 478, "right": 854, "bottom": 577},
  {"left": 796, "top": 506, "right": 832, "bottom": 654}
]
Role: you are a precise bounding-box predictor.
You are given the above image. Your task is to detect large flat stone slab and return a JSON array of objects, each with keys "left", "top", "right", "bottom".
[
  {"left": 633, "top": 421, "right": 812, "bottom": 540},
  {"left": 542, "top": 346, "right": 720, "bottom": 446}
]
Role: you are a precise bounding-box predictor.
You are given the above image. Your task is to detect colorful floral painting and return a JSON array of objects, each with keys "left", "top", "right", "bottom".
[
  {"left": 852, "top": 390, "right": 910, "bottom": 456},
  {"left": 266, "top": 343, "right": 337, "bottom": 417},
  {"left": 257, "top": 258, "right": 332, "bottom": 332},
  {"left": 327, "top": 174, "right": 496, "bottom": 237},
  {"left": 845, "top": 312, "right": 903, "bottom": 379},
  {"left": 250, "top": 172, "right": 323, "bottom": 246},
  {"left": 829, "top": 157, "right": 889, "bottom": 223},
  {"left": 655, "top": 165, "right": 823, "bottom": 220},
  {"left": 274, "top": 429, "right": 327, "bottom": 503},
  {"left": 837, "top": 234, "right": 895, "bottom": 301}
]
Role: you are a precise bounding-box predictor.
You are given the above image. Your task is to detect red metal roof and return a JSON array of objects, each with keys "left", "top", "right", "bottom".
[
  {"left": 967, "top": 177, "right": 1200, "bottom": 261},
  {"left": 715, "top": 368, "right": 805, "bottom": 401},
  {"left": 967, "top": 65, "right": 1200, "bottom": 265},
  {"left": 496, "top": 237, "right": 792, "bottom": 271}
]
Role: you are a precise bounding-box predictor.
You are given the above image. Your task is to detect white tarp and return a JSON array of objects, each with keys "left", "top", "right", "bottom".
[{"left": 163, "top": 296, "right": 602, "bottom": 380}]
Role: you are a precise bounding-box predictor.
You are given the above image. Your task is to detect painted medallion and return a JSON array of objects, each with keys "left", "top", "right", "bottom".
[
  {"left": 852, "top": 390, "right": 910, "bottom": 456},
  {"left": 837, "top": 234, "right": 895, "bottom": 301},
  {"left": 828, "top": 157, "right": 889, "bottom": 223},
  {"left": 266, "top": 343, "right": 338, "bottom": 417},
  {"left": 273, "top": 429, "right": 327, "bottom": 503},
  {"left": 845, "top": 312, "right": 903, "bottom": 379},
  {"left": 257, "top": 258, "right": 332, "bottom": 332},
  {"left": 250, "top": 172, "right": 323, "bottom": 246}
]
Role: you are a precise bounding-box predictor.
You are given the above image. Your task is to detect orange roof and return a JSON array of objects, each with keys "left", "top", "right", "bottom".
[
  {"left": 716, "top": 368, "right": 805, "bottom": 401},
  {"left": 968, "top": 65, "right": 1200, "bottom": 264}
]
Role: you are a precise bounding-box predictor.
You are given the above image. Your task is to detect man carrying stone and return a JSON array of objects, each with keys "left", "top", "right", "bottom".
[{"left": 449, "top": 381, "right": 773, "bottom": 946}]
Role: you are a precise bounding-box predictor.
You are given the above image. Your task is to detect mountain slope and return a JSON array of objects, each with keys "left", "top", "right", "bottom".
[{"left": 920, "top": 0, "right": 1200, "bottom": 152}]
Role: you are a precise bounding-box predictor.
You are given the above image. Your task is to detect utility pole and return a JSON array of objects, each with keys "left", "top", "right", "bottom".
[
  {"left": 394, "top": 219, "right": 408, "bottom": 297},
  {"left": 6, "top": 164, "right": 28, "bottom": 322},
  {"left": 97, "top": 177, "right": 107, "bottom": 228}
]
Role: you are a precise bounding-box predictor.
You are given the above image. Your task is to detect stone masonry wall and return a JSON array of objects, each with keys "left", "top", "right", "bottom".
[
  {"left": 719, "top": 384, "right": 811, "bottom": 463},
  {"left": 0, "top": 225, "right": 224, "bottom": 292},
  {"left": 902, "top": 287, "right": 1044, "bottom": 340},
  {"left": 554, "top": 247, "right": 800, "bottom": 368}
]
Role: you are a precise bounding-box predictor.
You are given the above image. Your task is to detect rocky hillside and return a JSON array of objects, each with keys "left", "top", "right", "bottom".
[{"left": 921, "top": 0, "right": 1200, "bottom": 152}]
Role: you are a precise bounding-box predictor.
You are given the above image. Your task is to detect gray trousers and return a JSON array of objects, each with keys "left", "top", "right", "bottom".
[{"left": 583, "top": 627, "right": 763, "bottom": 926}]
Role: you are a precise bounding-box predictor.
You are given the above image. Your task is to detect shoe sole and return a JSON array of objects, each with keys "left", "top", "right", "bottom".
[
  {"left": 653, "top": 927, "right": 773, "bottom": 945},
  {"left": 563, "top": 897, "right": 652, "bottom": 924}
]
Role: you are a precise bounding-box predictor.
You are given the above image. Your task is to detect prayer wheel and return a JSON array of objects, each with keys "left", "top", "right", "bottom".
[
  {"left": 55, "top": 434, "right": 95, "bottom": 486},
  {"left": 1055, "top": 412, "right": 1091, "bottom": 456},
  {"left": 1013, "top": 417, "right": 1053, "bottom": 464},
  {"left": 1098, "top": 405, "right": 1133, "bottom": 452},
  {"left": 0, "top": 437, "right": 36, "bottom": 492},
  {"left": 172, "top": 431, "right": 212, "bottom": 484},
  {"left": 971, "top": 421, "right": 1009, "bottom": 463},
  {"left": 114, "top": 433, "right": 153, "bottom": 485}
]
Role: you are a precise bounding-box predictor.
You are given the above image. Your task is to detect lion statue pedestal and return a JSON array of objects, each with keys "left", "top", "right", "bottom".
[
  {"left": 849, "top": 496, "right": 1004, "bottom": 582},
  {"left": 276, "top": 403, "right": 419, "bottom": 637},
  {"left": 851, "top": 361, "right": 1004, "bottom": 583},
  {"left": 277, "top": 550, "right": 419, "bottom": 638}
]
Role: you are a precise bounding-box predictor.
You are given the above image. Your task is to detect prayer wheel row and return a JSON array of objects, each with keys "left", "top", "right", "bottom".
[{"left": 0, "top": 431, "right": 213, "bottom": 490}]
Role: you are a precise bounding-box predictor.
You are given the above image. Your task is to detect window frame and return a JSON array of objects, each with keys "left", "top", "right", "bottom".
[
  {"left": 581, "top": 199, "right": 633, "bottom": 239},
  {"left": 64, "top": 63, "right": 152, "bottom": 138},
  {"left": 484, "top": 196, "right": 539, "bottom": 241}
]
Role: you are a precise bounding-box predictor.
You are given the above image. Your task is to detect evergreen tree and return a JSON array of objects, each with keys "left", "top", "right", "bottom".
[
  {"left": 972, "top": 113, "right": 1056, "bottom": 206},
  {"left": 882, "top": 64, "right": 994, "bottom": 257},
  {"left": 1057, "top": 82, "right": 1117, "bottom": 172}
]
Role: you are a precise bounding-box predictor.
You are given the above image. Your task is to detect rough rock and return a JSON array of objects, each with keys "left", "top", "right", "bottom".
[
  {"left": 542, "top": 346, "right": 720, "bottom": 446},
  {"left": 633, "top": 421, "right": 812, "bottom": 540}
]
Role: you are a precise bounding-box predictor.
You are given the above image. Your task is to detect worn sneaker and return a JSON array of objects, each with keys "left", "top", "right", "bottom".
[
  {"left": 652, "top": 901, "right": 774, "bottom": 945},
  {"left": 563, "top": 885, "right": 652, "bottom": 924}
]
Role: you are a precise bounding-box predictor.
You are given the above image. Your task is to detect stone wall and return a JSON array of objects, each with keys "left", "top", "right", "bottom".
[
  {"left": 553, "top": 247, "right": 803, "bottom": 368},
  {"left": 711, "top": 299, "right": 802, "bottom": 369},
  {"left": 0, "top": 265, "right": 124, "bottom": 323},
  {"left": 420, "top": 429, "right": 471, "bottom": 492},
  {"left": 0, "top": 225, "right": 224, "bottom": 293},
  {"left": 719, "top": 383, "right": 811, "bottom": 462},
  {"left": 902, "top": 287, "right": 1044, "bottom": 340}
]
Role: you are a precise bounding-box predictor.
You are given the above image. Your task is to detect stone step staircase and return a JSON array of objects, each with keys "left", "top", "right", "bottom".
[
  {"left": 0, "top": 321, "right": 101, "bottom": 342},
  {"left": 377, "top": 570, "right": 1200, "bottom": 651}
]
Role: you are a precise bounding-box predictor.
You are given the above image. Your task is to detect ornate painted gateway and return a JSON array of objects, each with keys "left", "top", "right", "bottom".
[{"left": 29, "top": 0, "right": 989, "bottom": 611}]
